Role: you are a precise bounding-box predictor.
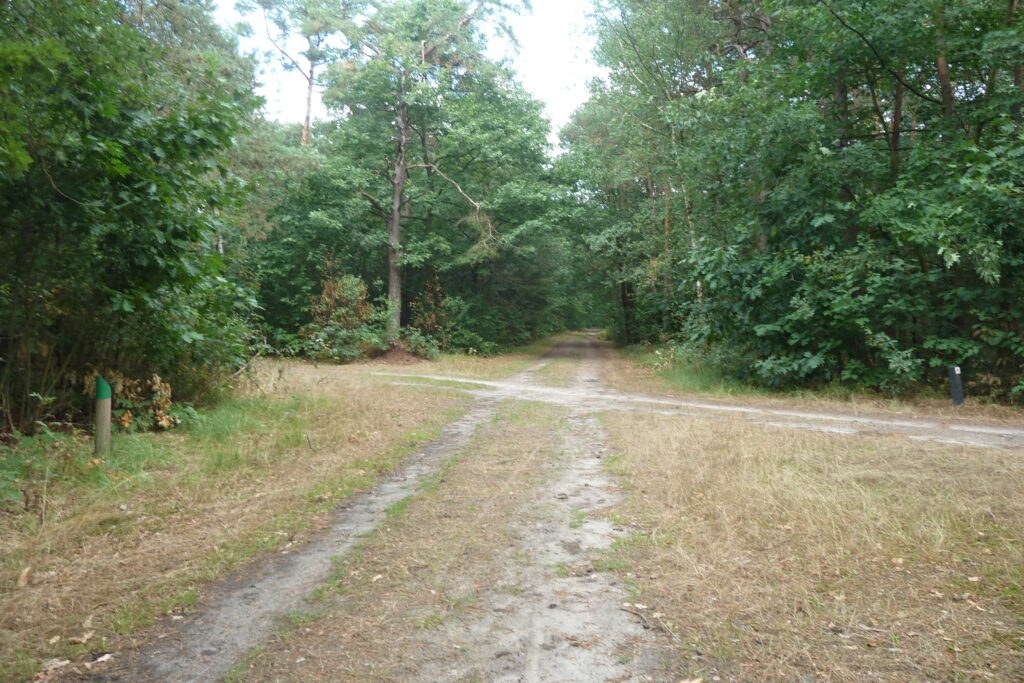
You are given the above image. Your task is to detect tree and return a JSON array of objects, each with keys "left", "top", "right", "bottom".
[
  {"left": 322, "top": 0, "right": 524, "bottom": 338},
  {"left": 564, "top": 0, "right": 1024, "bottom": 397},
  {"left": 0, "top": 0, "right": 258, "bottom": 430},
  {"left": 241, "top": 0, "right": 366, "bottom": 145}
]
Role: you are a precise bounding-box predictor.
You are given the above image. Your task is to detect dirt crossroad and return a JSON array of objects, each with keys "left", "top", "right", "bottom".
[
  {"left": 86, "top": 334, "right": 1024, "bottom": 682},
  {"left": 97, "top": 334, "right": 667, "bottom": 681}
]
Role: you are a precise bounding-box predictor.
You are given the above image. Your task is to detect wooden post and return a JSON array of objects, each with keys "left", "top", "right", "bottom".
[
  {"left": 95, "top": 376, "right": 111, "bottom": 455},
  {"left": 949, "top": 366, "right": 964, "bottom": 407}
]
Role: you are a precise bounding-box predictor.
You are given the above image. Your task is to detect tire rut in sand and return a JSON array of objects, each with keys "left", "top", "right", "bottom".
[{"left": 412, "top": 342, "right": 665, "bottom": 682}]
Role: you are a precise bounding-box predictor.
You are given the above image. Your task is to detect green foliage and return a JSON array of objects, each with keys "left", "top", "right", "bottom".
[
  {"left": 0, "top": 0, "right": 259, "bottom": 430},
  {"left": 401, "top": 328, "right": 440, "bottom": 360},
  {"left": 563, "top": 0, "right": 1024, "bottom": 399},
  {"left": 250, "top": 0, "right": 587, "bottom": 359},
  {"left": 300, "top": 275, "right": 390, "bottom": 361}
]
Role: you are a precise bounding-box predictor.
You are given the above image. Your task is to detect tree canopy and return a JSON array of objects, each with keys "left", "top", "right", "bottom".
[
  {"left": 3, "top": 0, "right": 1023, "bottom": 434},
  {"left": 561, "top": 0, "right": 1024, "bottom": 398}
]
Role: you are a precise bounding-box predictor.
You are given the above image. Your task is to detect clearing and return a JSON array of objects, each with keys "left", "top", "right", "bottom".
[{"left": 7, "top": 334, "right": 1024, "bottom": 682}]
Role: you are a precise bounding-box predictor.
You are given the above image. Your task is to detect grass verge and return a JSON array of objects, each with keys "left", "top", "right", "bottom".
[
  {"left": 0, "top": 363, "right": 470, "bottom": 682},
  {"left": 601, "top": 344, "right": 1024, "bottom": 423},
  {"left": 597, "top": 410, "right": 1024, "bottom": 681}
]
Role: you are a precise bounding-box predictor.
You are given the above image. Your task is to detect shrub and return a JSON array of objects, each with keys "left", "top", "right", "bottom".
[{"left": 402, "top": 328, "right": 440, "bottom": 359}]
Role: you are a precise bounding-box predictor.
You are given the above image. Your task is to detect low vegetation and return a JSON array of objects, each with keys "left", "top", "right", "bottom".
[
  {"left": 0, "top": 363, "right": 469, "bottom": 681},
  {"left": 242, "top": 401, "right": 564, "bottom": 682},
  {"left": 598, "top": 411, "right": 1024, "bottom": 681}
]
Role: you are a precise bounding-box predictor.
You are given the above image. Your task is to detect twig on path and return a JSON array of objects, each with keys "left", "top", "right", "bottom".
[{"left": 619, "top": 606, "right": 650, "bottom": 629}]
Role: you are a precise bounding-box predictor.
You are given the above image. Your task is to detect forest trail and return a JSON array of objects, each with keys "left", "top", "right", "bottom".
[
  {"left": 379, "top": 350, "right": 1024, "bottom": 451},
  {"left": 94, "top": 334, "right": 667, "bottom": 682},
  {"left": 82, "top": 333, "right": 1024, "bottom": 682}
]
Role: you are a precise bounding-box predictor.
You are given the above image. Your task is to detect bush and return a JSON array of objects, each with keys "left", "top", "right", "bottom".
[
  {"left": 300, "top": 275, "right": 389, "bottom": 361},
  {"left": 402, "top": 328, "right": 440, "bottom": 359}
]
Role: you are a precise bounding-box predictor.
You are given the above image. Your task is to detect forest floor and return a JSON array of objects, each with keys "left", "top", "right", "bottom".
[{"left": 8, "top": 333, "right": 1024, "bottom": 682}]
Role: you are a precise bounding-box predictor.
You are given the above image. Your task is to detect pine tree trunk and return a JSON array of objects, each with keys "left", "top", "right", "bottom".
[
  {"left": 301, "top": 61, "right": 314, "bottom": 146},
  {"left": 387, "top": 101, "right": 410, "bottom": 340},
  {"left": 935, "top": 8, "right": 956, "bottom": 130}
]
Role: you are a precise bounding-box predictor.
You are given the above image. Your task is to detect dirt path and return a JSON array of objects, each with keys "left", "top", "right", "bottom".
[
  {"left": 408, "top": 337, "right": 661, "bottom": 682},
  {"left": 378, "top": 345, "right": 1024, "bottom": 450},
  {"left": 90, "top": 336, "right": 670, "bottom": 682},
  {"left": 91, "top": 396, "right": 499, "bottom": 682},
  {"left": 82, "top": 334, "right": 1024, "bottom": 682}
]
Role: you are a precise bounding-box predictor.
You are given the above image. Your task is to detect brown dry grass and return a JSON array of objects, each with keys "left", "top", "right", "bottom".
[
  {"left": 242, "top": 401, "right": 565, "bottom": 682},
  {"left": 0, "top": 360, "right": 470, "bottom": 682},
  {"left": 359, "top": 336, "right": 558, "bottom": 382},
  {"left": 598, "top": 411, "right": 1024, "bottom": 681},
  {"left": 531, "top": 358, "right": 578, "bottom": 388},
  {"left": 598, "top": 347, "right": 1024, "bottom": 426}
]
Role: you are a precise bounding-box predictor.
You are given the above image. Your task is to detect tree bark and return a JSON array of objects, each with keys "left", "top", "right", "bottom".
[
  {"left": 302, "top": 59, "right": 314, "bottom": 147},
  {"left": 934, "top": 7, "right": 956, "bottom": 129},
  {"left": 662, "top": 186, "right": 672, "bottom": 332},
  {"left": 387, "top": 98, "right": 410, "bottom": 340},
  {"left": 891, "top": 70, "right": 904, "bottom": 177}
]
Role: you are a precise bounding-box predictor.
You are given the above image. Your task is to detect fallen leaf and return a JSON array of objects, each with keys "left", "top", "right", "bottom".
[
  {"left": 83, "top": 653, "right": 114, "bottom": 670},
  {"left": 48, "top": 635, "right": 60, "bottom": 645},
  {"left": 17, "top": 566, "right": 32, "bottom": 587},
  {"left": 968, "top": 576, "right": 981, "bottom": 582},
  {"left": 371, "top": 574, "right": 383, "bottom": 583},
  {"left": 31, "top": 659, "right": 70, "bottom": 682},
  {"left": 69, "top": 630, "right": 95, "bottom": 645}
]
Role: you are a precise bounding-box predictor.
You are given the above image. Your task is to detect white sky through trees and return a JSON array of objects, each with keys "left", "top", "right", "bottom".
[{"left": 212, "top": 1, "right": 602, "bottom": 147}]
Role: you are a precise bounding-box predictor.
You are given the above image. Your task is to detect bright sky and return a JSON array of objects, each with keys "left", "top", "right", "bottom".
[{"left": 212, "top": 1, "right": 603, "bottom": 146}]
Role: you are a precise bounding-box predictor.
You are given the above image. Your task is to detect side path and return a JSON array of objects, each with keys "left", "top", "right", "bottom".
[
  {"left": 88, "top": 358, "right": 552, "bottom": 682},
  {"left": 378, "top": 361, "right": 1024, "bottom": 451}
]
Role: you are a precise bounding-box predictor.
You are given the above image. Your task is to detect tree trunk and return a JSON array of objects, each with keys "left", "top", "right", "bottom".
[
  {"left": 301, "top": 61, "right": 314, "bottom": 146},
  {"left": 662, "top": 190, "right": 672, "bottom": 332},
  {"left": 834, "top": 69, "right": 850, "bottom": 147},
  {"left": 387, "top": 101, "right": 410, "bottom": 340},
  {"left": 891, "top": 70, "right": 904, "bottom": 177},
  {"left": 935, "top": 7, "right": 956, "bottom": 129},
  {"left": 620, "top": 280, "right": 636, "bottom": 344},
  {"left": 1012, "top": 0, "right": 1022, "bottom": 127}
]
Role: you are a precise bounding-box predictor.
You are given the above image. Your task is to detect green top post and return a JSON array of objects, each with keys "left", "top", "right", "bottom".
[{"left": 96, "top": 376, "right": 111, "bottom": 400}]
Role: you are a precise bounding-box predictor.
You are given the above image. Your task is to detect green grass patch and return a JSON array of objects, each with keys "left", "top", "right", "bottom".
[
  {"left": 592, "top": 534, "right": 650, "bottom": 573},
  {"left": 569, "top": 509, "right": 586, "bottom": 529},
  {"left": 625, "top": 346, "right": 761, "bottom": 397}
]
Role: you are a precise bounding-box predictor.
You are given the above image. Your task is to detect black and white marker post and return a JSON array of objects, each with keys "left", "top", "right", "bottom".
[{"left": 949, "top": 365, "right": 964, "bottom": 407}]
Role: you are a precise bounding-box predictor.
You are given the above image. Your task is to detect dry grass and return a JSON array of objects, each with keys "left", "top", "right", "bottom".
[
  {"left": 531, "top": 358, "right": 578, "bottom": 387},
  {"left": 242, "top": 401, "right": 565, "bottom": 682},
  {"left": 597, "top": 411, "right": 1024, "bottom": 681},
  {"left": 353, "top": 337, "right": 558, "bottom": 382},
  {"left": 599, "top": 347, "right": 1024, "bottom": 426},
  {"left": 0, "top": 360, "right": 470, "bottom": 682}
]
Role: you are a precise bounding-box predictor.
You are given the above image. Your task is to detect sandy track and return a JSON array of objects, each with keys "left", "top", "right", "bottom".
[
  {"left": 409, "top": 336, "right": 662, "bottom": 682},
  {"left": 83, "top": 334, "right": 1022, "bottom": 682},
  {"left": 90, "top": 336, "right": 670, "bottom": 682},
  {"left": 377, "top": 361, "right": 1024, "bottom": 450},
  {"left": 90, "top": 400, "right": 511, "bottom": 682}
]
